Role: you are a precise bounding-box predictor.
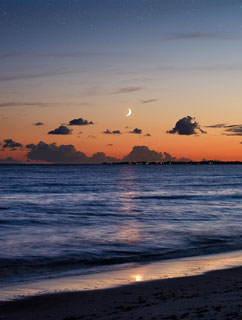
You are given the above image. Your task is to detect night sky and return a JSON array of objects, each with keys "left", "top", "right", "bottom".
[{"left": 1, "top": 0, "right": 242, "bottom": 162}]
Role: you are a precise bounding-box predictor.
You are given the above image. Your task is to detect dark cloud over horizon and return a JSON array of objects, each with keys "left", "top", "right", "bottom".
[
  {"left": 26, "top": 142, "right": 88, "bottom": 163},
  {"left": 0, "top": 157, "right": 22, "bottom": 164},
  {"left": 167, "top": 116, "right": 206, "bottom": 135},
  {"left": 23, "top": 142, "right": 190, "bottom": 164},
  {"left": 123, "top": 145, "right": 163, "bottom": 162},
  {"left": 25, "top": 141, "right": 117, "bottom": 164},
  {"left": 48, "top": 125, "right": 72, "bottom": 135},
  {"left": 69, "top": 117, "right": 94, "bottom": 126},
  {"left": 34, "top": 122, "right": 44, "bottom": 126},
  {"left": 123, "top": 145, "right": 184, "bottom": 162},
  {"left": 89, "top": 152, "right": 118, "bottom": 164}
]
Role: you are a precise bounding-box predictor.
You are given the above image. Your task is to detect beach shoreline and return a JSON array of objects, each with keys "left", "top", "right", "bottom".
[
  {"left": 1, "top": 265, "right": 242, "bottom": 319},
  {"left": 2, "top": 251, "right": 242, "bottom": 319},
  {"left": 2, "top": 249, "right": 242, "bottom": 302}
]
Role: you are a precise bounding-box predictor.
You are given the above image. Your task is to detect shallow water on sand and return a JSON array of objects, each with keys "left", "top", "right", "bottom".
[{"left": 2, "top": 250, "right": 242, "bottom": 301}]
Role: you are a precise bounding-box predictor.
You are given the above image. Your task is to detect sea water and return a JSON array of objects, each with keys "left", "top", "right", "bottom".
[{"left": 1, "top": 164, "right": 242, "bottom": 287}]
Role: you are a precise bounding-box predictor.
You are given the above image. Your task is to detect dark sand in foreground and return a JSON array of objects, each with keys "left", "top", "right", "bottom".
[{"left": 1, "top": 266, "right": 242, "bottom": 320}]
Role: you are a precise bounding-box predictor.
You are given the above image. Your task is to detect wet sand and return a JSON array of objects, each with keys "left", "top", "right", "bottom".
[{"left": 1, "top": 265, "right": 242, "bottom": 320}]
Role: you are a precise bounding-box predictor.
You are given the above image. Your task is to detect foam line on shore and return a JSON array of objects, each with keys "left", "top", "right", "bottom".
[{"left": 2, "top": 249, "right": 242, "bottom": 302}]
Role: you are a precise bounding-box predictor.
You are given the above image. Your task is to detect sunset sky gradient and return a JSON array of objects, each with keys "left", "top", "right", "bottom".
[{"left": 1, "top": 0, "right": 242, "bottom": 162}]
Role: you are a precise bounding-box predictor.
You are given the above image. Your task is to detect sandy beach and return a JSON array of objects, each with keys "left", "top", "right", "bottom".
[{"left": 1, "top": 265, "right": 242, "bottom": 320}]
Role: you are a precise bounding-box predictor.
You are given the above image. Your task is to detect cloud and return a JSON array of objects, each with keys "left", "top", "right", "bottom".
[
  {"left": 69, "top": 117, "right": 94, "bottom": 126},
  {"left": 0, "top": 53, "right": 28, "bottom": 60},
  {"left": 141, "top": 99, "right": 159, "bottom": 104},
  {"left": 205, "top": 123, "right": 227, "bottom": 128},
  {"left": 26, "top": 142, "right": 88, "bottom": 164},
  {"left": 2, "top": 139, "right": 23, "bottom": 150},
  {"left": 123, "top": 145, "right": 169, "bottom": 162},
  {"left": 41, "top": 52, "right": 109, "bottom": 58},
  {"left": 0, "top": 157, "right": 22, "bottom": 164},
  {"left": 107, "top": 144, "right": 113, "bottom": 146},
  {"left": 224, "top": 125, "right": 240, "bottom": 128},
  {"left": 88, "top": 135, "right": 96, "bottom": 139},
  {"left": 48, "top": 125, "right": 72, "bottom": 135},
  {"left": 34, "top": 122, "right": 44, "bottom": 126},
  {"left": 205, "top": 123, "right": 242, "bottom": 136},
  {"left": 162, "top": 152, "right": 177, "bottom": 162},
  {"left": 123, "top": 146, "right": 190, "bottom": 162},
  {"left": 0, "top": 102, "right": 87, "bottom": 108},
  {"left": 123, "top": 146, "right": 163, "bottom": 162},
  {"left": 166, "top": 32, "right": 232, "bottom": 41},
  {"left": 144, "top": 133, "right": 151, "bottom": 137},
  {"left": 223, "top": 125, "right": 242, "bottom": 136},
  {"left": 103, "top": 129, "right": 122, "bottom": 134},
  {"left": 129, "top": 128, "right": 142, "bottom": 134},
  {"left": 167, "top": 116, "right": 206, "bottom": 135},
  {"left": 115, "top": 87, "right": 143, "bottom": 94},
  {"left": 0, "top": 102, "right": 52, "bottom": 108},
  {"left": 0, "top": 51, "right": 122, "bottom": 60},
  {"left": 23, "top": 142, "right": 190, "bottom": 163},
  {"left": 89, "top": 152, "right": 118, "bottom": 164},
  {"left": 156, "top": 64, "right": 242, "bottom": 73},
  {"left": 0, "top": 70, "right": 80, "bottom": 82},
  {"left": 25, "top": 141, "right": 118, "bottom": 164},
  {"left": 0, "top": 53, "right": 14, "bottom": 59}
]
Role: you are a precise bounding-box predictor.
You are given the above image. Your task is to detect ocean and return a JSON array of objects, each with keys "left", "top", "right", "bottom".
[{"left": 1, "top": 164, "right": 242, "bottom": 288}]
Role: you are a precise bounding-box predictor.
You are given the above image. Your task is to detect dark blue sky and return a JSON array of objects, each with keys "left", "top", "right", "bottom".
[
  {"left": 1, "top": 0, "right": 242, "bottom": 54},
  {"left": 1, "top": 0, "right": 242, "bottom": 87}
]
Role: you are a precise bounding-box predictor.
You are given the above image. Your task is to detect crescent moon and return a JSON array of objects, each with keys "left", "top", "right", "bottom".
[{"left": 126, "top": 108, "right": 132, "bottom": 117}]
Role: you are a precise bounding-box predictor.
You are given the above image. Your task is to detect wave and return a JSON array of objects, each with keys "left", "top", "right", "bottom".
[
  {"left": 0, "top": 239, "right": 240, "bottom": 281},
  {"left": 134, "top": 194, "right": 242, "bottom": 200}
]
